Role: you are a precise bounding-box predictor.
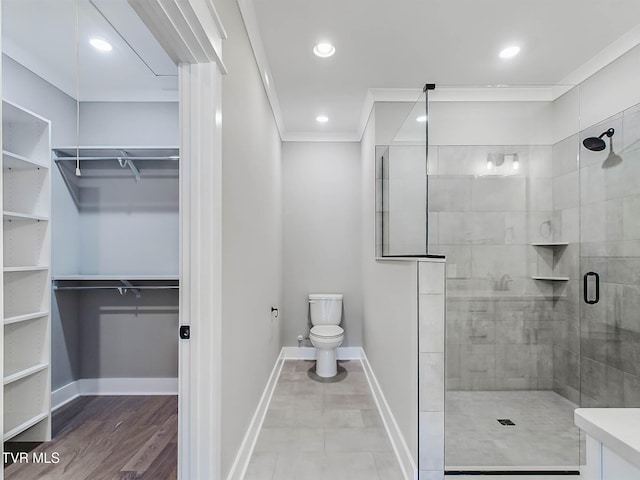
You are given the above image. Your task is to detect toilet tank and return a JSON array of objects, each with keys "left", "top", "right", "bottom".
[{"left": 309, "top": 294, "right": 343, "bottom": 326}]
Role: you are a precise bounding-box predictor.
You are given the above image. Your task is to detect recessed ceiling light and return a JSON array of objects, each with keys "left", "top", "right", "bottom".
[
  {"left": 316, "top": 115, "right": 329, "bottom": 123},
  {"left": 499, "top": 46, "right": 520, "bottom": 59},
  {"left": 313, "top": 42, "right": 335, "bottom": 58},
  {"left": 90, "top": 38, "right": 112, "bottom": 52},
  {"left": 416, "top": 115, "right": 427, "bottom": 122}
]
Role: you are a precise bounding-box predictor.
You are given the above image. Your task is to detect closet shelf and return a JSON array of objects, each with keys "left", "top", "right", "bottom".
[
  {"left": 4, "top": 412, "right": 49, "bottom": 442},
  {"left": 53, "top": 274, "right": 179, "bottom": 281},
  {"left": 3, "top": 211, "right": 49, "bottom": 222},
  {"left": 4, "top": 311, "right": 50, "bottom": 325},
  {"left": 53, "top": 275, "right": 179, "bottom": 297},
  {"left": 53, "top": 147, "right": 179, "bottom": 183},
  {"left": 4, "top": 266, "right": 49, "bottom": 273},
  {"left": 2, "top": 150, "right": 48, "bottom": 170},
  {"left": 4, "top": 363, "right": 49, "bottom": 386}
]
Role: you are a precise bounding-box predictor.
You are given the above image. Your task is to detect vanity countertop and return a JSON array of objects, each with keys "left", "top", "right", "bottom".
[{"left": 574, "top": 408, "right": 640, "bottom": 469}]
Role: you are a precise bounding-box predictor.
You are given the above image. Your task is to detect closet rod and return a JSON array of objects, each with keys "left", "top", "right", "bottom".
[
  {"left": 53, "top": 286, "right": 179, "bottom": 291},
  {"left": 53, "top": 156, "right": 179, "bottom": 161}
]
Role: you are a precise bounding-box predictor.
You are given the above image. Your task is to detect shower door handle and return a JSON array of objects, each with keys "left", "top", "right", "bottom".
[{"left": 583, "top": 272, "right": 600, "bottom": 304}]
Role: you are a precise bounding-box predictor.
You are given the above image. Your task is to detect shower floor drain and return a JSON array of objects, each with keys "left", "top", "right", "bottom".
[{"left": 497, "top": 419, "right": 516, "bottom": 426}]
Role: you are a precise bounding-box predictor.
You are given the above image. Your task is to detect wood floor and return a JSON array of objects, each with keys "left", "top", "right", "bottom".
[{"left": 4, "top": 396, "right": 177, "bottom": 480}]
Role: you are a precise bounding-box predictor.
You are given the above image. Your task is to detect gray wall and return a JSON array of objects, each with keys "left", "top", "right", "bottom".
[
  {"left": 282, "top": 141, "right": 362, "bottom": 347},
  {"left": 79, "top": 102, "right": 178, "bottom": 147},
  {"left": 74, "top": 101, "right": 179, "bottom": 382},
  {"left": 78, "top": 101, "right": 179, "bottom": 275},
  {"left": 361, "top": 105, "right": 419, "bottom": 462},
  {"left": 217, "top": 0, "right": 283, "bottom": 475}
]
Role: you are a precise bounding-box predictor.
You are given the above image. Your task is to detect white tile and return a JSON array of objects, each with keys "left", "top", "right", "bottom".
[
  {"left": 419, "top": 294, "right": 444, "bottom": 353},
  {"left": 419, "top": 353, "right": 444, "bottom": 412},
  {"left": 419, "top": 412, "right": 444, "bottom": 470},
  {"left": 419, "top": 262, "right": 445, "bottom": 294},
  {"left": 419, "top": 471, "right": 444, "bottom": 480}
]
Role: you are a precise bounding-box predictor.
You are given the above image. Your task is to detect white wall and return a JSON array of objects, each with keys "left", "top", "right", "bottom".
[
  {"left": 217, "top": 0, "right": 283, "bottom": 476},
  {"left": 361, "top": 106, "right": 419, "bottom": 462},
  {"left": 282, "top": 141, "right": 362, "bottom": 347}
]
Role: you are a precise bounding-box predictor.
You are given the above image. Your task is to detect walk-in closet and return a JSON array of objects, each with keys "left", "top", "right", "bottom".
[{"left": 2, "top": 1, "right": 180, "bottom": 478}]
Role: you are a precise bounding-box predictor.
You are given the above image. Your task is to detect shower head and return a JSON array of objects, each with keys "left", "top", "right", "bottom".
[{"left": 583, "top": 128, "right": 615, "bottom": 151}]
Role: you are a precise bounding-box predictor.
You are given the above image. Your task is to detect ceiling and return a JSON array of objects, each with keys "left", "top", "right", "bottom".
[
  {"left": 3, "top": 0, "right": 640, "bottom": 139},
  {"left": 247, "top": 0, "right": 640, "bottom": 140},
  {"left": 2, "top": 0, "right": 178, "bottom": 102}
]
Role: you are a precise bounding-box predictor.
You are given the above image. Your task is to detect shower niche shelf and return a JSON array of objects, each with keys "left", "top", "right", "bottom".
[
  {"left": 531, "top": 276, "right": 570, "bottom": 281},
  {"left": 531, "top": 242, "right": 569, "bottom": 247},
  {"left": 531, "top": 242, "right": 571, "bottom": 282}
]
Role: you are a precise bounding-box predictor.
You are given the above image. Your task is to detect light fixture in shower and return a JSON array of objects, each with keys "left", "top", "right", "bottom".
[
  {"left": 486, "top": 153, "right": 519, "bottom": 173},
  {"left": 416, "top": 115, "right": 427, "bottom": 122},
  {"left": 487, "top": 153, "right": 504, "bottom": 170},
  {"left": 505, "top": 153, "right": 519, "bottom": 170}
]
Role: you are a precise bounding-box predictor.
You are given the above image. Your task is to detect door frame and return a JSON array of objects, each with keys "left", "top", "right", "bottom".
[{"left": 124, "top": 1, "right": 228, "bottom": 478}]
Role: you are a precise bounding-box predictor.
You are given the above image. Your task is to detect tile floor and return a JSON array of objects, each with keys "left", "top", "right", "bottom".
[
  {"left": 445, "top": 390, "right": 584, "bottom": 469},
  {"left": 244, "top": 360, "right": 404, "bottom": 480}
]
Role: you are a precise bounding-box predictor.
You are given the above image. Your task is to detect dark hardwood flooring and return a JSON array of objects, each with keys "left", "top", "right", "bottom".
[{"left": 4, "top": 396, "right": 177, "bottom": 480}]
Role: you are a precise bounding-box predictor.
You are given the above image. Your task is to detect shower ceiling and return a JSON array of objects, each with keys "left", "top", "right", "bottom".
[{"left": 247, "top": 0, "right": 640, "bottom": 139}]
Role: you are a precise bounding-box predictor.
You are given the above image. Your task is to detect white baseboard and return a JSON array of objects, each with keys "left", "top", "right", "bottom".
[
  {"left": 281, "top": 346, "right": 363, "bottom": 360},
  {"left": 361, "top": 350, "right": 417, "bottom": 480},
  {"left": 51, "top": 377, "right": 178, "bottom": 411},
  {"left": 51, "top": 381, "right": 81, "bottom": 411},
  {"left": 225, "top": 351, "right": 285, "bottom": 480}
]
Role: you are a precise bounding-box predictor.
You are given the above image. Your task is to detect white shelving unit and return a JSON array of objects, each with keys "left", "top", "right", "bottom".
[{"left": 2, "top": 100, "right": 52, "bottom": 442}]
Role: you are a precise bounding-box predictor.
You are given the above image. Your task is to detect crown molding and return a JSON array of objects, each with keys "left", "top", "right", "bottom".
[
  {"left": 282, "top": 131, "right": 360, "bottom": 142},
  {"left": 559, "top": 23, "right": 640, "bottom": 88}
]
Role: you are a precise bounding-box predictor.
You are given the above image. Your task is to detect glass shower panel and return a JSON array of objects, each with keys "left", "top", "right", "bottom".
[
  {"left": 579, "top": 103, "right": 640, "bottom": 411},
  {"left": 437, "top": 86, "right": 582, "bottom": 471},
  {"left": 376, "top": 94, "right": 429, "bottom": 256}
]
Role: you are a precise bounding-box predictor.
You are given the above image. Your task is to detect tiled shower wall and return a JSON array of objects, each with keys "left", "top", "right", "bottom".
[
  {"left": 418, "top": 260, "right": 446, "bottom": 480},
  {"left": 428, "top": 145, "right": 559, "bottom": 391}
]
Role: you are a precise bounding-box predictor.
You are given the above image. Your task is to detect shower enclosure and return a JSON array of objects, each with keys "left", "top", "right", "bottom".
[
  {"left": 430, "top": 84, "right": 640, "bottom": 473},
  {"left": 383, "top": 75, "right": 640, "bottom": 474}
]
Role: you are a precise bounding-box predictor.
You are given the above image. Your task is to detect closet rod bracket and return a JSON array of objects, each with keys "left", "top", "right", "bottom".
[{"left": 119, "top": 280, "right": 141, "bottom": 298}]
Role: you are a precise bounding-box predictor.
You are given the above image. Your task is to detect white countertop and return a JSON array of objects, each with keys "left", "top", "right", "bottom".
[{"left": 575, "top": 408, "right": 640, "bottom": 469}]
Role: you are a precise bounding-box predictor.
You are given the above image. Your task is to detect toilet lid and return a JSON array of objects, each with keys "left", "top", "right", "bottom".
[{"left": 310, "top": 325, "right": 344, "bottom": 338}]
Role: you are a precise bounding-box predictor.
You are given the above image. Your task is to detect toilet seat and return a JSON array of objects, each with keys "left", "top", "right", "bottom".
[{"left": 310, "top": 325, "right": 344, "bottom": 339}]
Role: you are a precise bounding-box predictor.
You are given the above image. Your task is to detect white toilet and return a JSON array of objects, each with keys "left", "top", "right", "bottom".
[{"left": 308, "top": 293, "right": 344, "bottom": 378}]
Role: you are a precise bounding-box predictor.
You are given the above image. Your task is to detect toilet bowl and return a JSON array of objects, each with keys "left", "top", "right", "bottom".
[
  {"left": 309, "top": 325, "right": 344, "bottom": 377},
  {"left": 308, "top": 293, "right": 344, "bottom": 378}
]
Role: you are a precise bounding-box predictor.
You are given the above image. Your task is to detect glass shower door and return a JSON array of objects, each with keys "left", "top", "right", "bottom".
[{"left": 579, "top": 104, "right": 640, "bottom": 413}]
